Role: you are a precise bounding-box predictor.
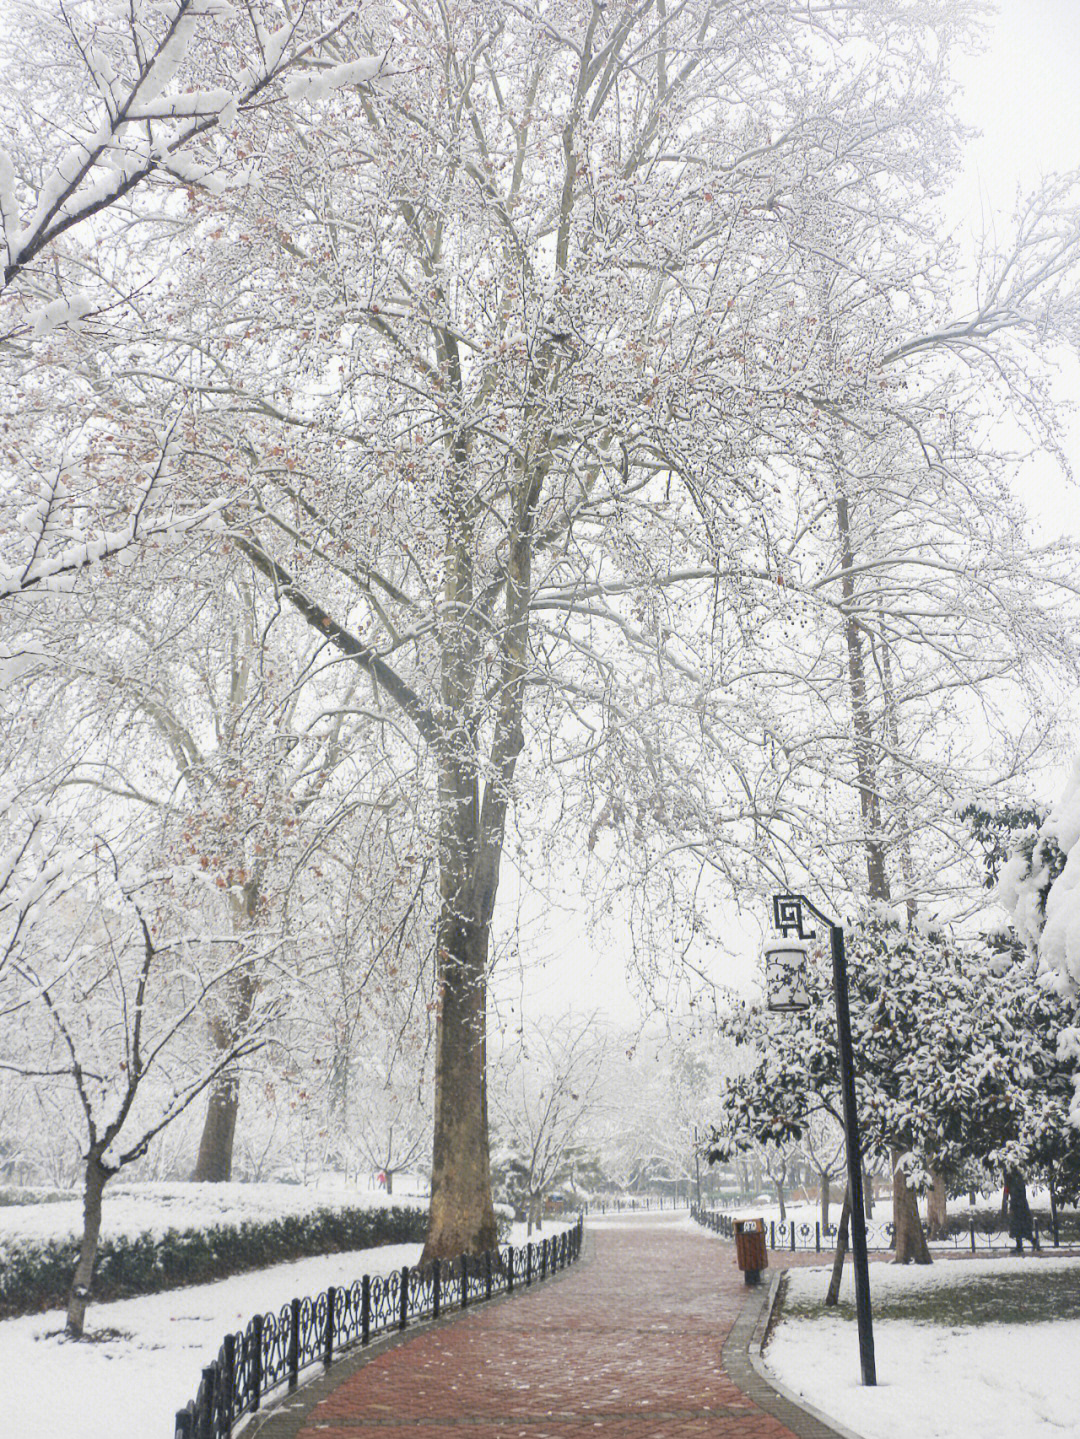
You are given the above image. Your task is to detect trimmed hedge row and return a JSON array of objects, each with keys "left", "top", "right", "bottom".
[{"left": 0, "top": 1203, "right": 428, "bottom": 1319}]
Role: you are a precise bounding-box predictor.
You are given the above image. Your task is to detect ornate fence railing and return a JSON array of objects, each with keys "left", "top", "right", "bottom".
[
  {"left": 690, "top": 1205, "right": 1056, "bottom": 1253},
  {"left": 174, "top": 1218, "right": 584, "bottom": 1439}
]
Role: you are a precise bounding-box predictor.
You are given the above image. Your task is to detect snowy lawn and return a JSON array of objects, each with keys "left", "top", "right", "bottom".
[
  {"left": 0, "top": 1219, "right": 568, "bottom": 1439},
  {"left": 765, "top": 1255, "right": 1080, "bottom": 1439},
  {"left": 0, "top": 1178, "right": 424, "bottom": 1247}
]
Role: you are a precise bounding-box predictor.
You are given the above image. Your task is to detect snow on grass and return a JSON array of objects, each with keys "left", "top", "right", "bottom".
[
  {"left": 0, "top": 1216, "right": 570, "bottom": 1439},
  {"left": 765, "top": 1255, "right": 1080, "bottom": 1439},
  {"left": 0, "top": 1178, "right": 424, "bottom": 1248}
]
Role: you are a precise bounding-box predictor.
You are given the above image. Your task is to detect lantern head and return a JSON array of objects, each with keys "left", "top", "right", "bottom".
[{"left": 764, "top": 937, "right": 812, "bottom": 1012}]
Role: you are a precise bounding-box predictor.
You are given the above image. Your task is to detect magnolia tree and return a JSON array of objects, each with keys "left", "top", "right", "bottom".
[
  {"left": 708, "top": 918, "right": 1076, "bottom": 1265},
  {"left": 8, "top": 0, "right": 1080, "bottom": 1263},
  {"left": 0, "top": 808, "right": 278, "bottom": 1334}
]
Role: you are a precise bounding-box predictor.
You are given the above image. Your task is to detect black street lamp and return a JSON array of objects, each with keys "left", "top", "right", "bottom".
[{"left": 767, "top": 893, "right": 877, "bottom": 1387}]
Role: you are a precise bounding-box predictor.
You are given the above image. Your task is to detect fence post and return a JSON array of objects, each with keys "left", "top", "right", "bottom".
[
  {"left": 969, "top": 1221, "right": 976, "bottom": 1254},
  {"left": 816, "top": 1223, "right": 821, "bottom": 1253},
  {"left": 221, "top": 1335, "right": 236, "bottom": 1435},
  {"left": 324, "top": 1287, "right": 336, "bottom": 1368},
  {"left": 361, "top": 1276, "right": 371, "bottom": 1345},
  {"left": 791, "top": 1223, "right": 796, "bottom": 1252},
  {"left": 770, "top": 1221, "right": 776, "bottom": 1249},
  {"left": 461, "top": 1255, "right": 469, "bottom": 1309},
  {"left": 198, "top": 1365, "right": 217, "bottom": 1439},
  {"left": 526, "top": 1242, "right": 532, "bottom": 1286},
  {"left": 251, "top": 1314, "right": 263, "bottom": 1412},
  {"left": 433, "top": 1259, "right": 441, "bottom": 1319},
  {"left": 288, "top": 1299, "right": 300, "bottom": 1389},
  {"left": 485, "top": 1250, "right": 493, "bottom": 1300},
  {"left": 1053, "top": 1211, "right": 1060, "bottom": 1248},
  {"left": 399, "top": 1267, "right": 409, "bottom": 1330},
  {"left": 506, "top": 1246, "right": 514, "bottom": 1292},
  {"left": 541, "top": 1238, "right": 548, "bottom": 1280}
]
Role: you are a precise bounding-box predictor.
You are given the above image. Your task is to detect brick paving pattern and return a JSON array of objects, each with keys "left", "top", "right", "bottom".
[{"left": 256, "top": 1213, "right": 848, "bottom": 1439}]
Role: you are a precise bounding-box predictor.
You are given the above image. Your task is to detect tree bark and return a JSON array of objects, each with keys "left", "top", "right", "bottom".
[
  {"left": 863, "top": 1166, "right": 874, "bottom": 1218},
  {"left": 836, "top": 488, "right": 890, "bottom": 901},
  {"left": 819, "top": 1171, "right": 830, "bottom": 1230},
  {"left": 422, "top": 905, "right": 498, "bottom": 1260},
  {"left": 825, "top": 1188, "right": 851, "bottom": 1306},
  {"left": 191, "top": 1074, "right": 239, "bottom": 1182},
  {"left": 67, "top": 1152, "right": 110, "bottom": 1337},
  {"left": 191, "top": 883, "right": 258, "bottom": 1181},
  {"left": 927, "top": 1170, "right": 948, "bottom": 1239},
  {"left": 892, "top": 1149, "right": 931, "bottom": 1263}
]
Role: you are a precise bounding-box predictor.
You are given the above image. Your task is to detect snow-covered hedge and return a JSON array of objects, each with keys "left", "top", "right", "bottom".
[{"left": 0, "top": 1195, "right": 427, "bottom": 1319}]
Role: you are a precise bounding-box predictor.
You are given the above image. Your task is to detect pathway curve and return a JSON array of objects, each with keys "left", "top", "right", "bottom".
[{"left": 250, "top": 1212, "right": 851, "bottom": 1439}]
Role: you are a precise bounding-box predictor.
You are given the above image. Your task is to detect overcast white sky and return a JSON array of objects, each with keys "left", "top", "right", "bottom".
[{"left": 494, "top": 1, "right": 1080, "bottom": 1030}]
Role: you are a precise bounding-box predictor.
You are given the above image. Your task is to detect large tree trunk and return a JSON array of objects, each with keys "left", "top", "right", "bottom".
[
  {"left": 67, "top": 1153, "right": 110, "bottom": 1337},
  {"left": 191, "top": 884, "right": 258, "bottom": 1181},
  {"left": 191, "top": 1074, "right": 239, "bottom": 1182},
  {"left": 837, "top": 488, "right": 890, "bottom": 900},
  {"left": 927, "top": 1170, "right": 948, "bottom": 1239},
  {"left": 421, "top": 435, "right": 540, "bottom": 1260},
  {"left": 892, "top": 1150, "right": 931, "bottom": 1264},
  {"left": 421, "top": 901, "right": 498, "bottom": 1261}
]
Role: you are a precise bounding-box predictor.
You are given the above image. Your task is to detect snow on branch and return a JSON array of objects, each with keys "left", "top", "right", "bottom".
[{"left": 0, "top": 0, "right": 373, "bottom": 293}]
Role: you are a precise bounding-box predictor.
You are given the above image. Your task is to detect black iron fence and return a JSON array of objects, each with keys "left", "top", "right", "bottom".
[
  {"left": 691, "top": 1205, "right": 1058, "bottom": 1253},
  {"left": 583, "top": 1196, "right": 688, "bottom": 1214},
  {"left": 174, "top": 1218, "right": 584, "bottom": 1439}
]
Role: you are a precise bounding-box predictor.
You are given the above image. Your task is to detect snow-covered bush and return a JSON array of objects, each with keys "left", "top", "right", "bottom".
[
  {"left": 997, "top": 761, "right": 1080, "bottom": 1128},
  {"left": 998, "top": 759, "right": 1080, "bottom": 999},
  {"left": 0, "top": 1198, "right": 426, "bottom": 1319}
]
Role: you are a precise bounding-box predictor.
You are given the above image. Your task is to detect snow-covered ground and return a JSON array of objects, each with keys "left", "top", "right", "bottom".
[
  {"left": 0, "top": 1178, "right": 426, "bottom": 1249},
  {"left": 0, "top": 1219, "right": 568, "bottom": 1439},
  {"left": 765, "top": 1256, "right": 1080, "bottom": 1439}
]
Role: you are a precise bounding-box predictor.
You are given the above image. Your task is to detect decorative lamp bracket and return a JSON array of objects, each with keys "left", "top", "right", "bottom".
[{"left": 774, "top": 893, "right": 816, "bottom": 940}]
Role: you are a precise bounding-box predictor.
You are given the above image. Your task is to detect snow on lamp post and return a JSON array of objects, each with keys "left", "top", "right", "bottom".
[{"left": 768, "top": 894, "right": 877, "bottom": 1387}]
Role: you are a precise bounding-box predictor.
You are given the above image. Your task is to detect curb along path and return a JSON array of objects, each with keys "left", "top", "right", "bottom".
[{"left": 248, "top": 1212, "right": 853, "bottom": 1439}]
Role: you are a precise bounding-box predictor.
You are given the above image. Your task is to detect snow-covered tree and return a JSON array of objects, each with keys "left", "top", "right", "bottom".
[
  {"left": 0, "top": 810, "right": 278, "bottom": 1334},
  {"left": 0, "top": 0, "right": 371, "bottom": 298},
  {"left": 490, "top": 1014, "right": 606, "bottom": 1233},
  {"left": 708, "top": 916, "right": 1078, "bottom": 1263},
  {"left": 7, "top": 0, "right": 1080, "bottom": 1265},
  {"left": 998, "top": 761, "right": 1080, "bottom": 1005}
]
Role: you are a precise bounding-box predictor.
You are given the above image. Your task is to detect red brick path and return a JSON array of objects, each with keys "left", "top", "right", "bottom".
[{"left": 294, "top": 1213, "right": 806, "bottom": 1439}]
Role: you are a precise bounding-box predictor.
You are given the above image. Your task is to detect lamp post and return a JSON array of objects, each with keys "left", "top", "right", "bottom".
[{"left": 767, "top": 893, "right": 877, "bottom": 1387}]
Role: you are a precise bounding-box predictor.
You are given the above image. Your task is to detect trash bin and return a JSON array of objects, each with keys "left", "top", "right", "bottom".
[{"left": 733, "top": 1218, "right": 767, "bottom": 1285}]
